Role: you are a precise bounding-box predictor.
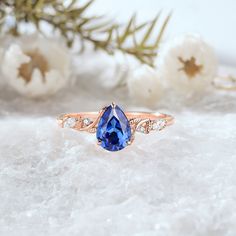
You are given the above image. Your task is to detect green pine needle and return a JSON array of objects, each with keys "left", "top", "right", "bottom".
[{"left": 0, "top": 0, "right": 171, "bottom": 67}]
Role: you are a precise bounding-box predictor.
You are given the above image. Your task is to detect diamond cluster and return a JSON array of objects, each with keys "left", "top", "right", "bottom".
[
  {"left": 63, "top": 117, "right": 92, "bottom": 129},
  {"left": 152, "top": 119, "right": 167, "bottom": 131},
  {"left": 136, "top": 119, "right": 167, "bottom": 133},
  {"left": 63, "top": 117, "right": 77, "bottom": 128}
]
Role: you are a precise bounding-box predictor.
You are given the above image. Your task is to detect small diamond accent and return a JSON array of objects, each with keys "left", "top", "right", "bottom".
[
  {"left": 63, "top": 117, "right": 77, "bottom": 128},
  {"left": 137, "top": 125, "right": 146, "bottom": 133},
  {"left": 83, "top": 118, "right": 92, "bottom": 126},
  {"left": 152, "top": 119, "right": 167, "bottom": 131}
]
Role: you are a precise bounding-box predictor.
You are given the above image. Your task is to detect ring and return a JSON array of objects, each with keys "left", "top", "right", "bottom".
[{"left": 58, "top": 103, "right": 174, "bottom": 152}]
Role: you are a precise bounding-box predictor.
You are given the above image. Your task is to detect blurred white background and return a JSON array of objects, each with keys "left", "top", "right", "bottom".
[{"left": 94, "top": 0, "right": 236, "bottom": 66}]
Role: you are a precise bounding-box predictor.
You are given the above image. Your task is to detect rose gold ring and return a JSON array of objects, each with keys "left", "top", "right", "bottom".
[{"left": 58, "top": 103, "right": 174, "bottom": 152}]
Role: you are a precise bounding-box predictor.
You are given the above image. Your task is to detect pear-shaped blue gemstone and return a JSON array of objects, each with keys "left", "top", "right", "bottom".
[{"left": 96, "top": 104, "right": 131, "bottom": 151}]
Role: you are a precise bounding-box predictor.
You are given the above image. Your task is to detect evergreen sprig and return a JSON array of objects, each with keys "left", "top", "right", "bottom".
[{"left": 0, "top": 0, "right": 171, "bottom": 66}]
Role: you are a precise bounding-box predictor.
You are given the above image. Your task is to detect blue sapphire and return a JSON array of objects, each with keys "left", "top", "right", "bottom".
[{"left": 96, "top": 104, "right": 131, "bottom": 151}]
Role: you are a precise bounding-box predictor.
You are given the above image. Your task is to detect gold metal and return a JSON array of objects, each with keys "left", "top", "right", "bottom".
[
  {"left": 127, "top": 140, "right": 132, "bottom": 145},
  {"left": 111, "top": 102, "right": 116, "bottom": 108},
  {"left": 58, "top": 105, "right": 174, "bottom": 149},
  {"left": 58, "top": 111, "right": 174, "bottom": 134}
]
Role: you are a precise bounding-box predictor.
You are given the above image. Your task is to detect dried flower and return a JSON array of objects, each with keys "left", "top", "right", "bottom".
[
  {"left": 0, "top": 35, "right": 71, "bottom": 98},
  {"left": 159, "top": 34, "right": 218, "bottom": 94},
  {"left": 128, "top": 65, "right": 163, "bottom": 105}
]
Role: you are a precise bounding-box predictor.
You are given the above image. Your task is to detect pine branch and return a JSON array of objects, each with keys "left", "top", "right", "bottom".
[{"left": 0, "top": 0, "right": 170, "bottom": 67}]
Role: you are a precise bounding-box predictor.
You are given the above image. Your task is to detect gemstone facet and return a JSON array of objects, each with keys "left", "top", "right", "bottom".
[
  {"left": 96, "top": 104, "right": 131, "bottom": 151},
  {"left": 83, "top": 118, "right": 92, "bottom": 126}
]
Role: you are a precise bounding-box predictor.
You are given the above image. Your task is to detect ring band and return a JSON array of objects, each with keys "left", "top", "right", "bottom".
[{"left": 58, "top": 103, "right": 174, "bottom": 152}]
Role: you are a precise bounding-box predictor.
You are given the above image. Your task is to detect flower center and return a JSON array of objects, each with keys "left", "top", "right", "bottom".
[
  {"left": 178, "top": 56, "right": 203, "bottom": 79},
  {"left": 18, "top": 50, "right": 49, "bottom": 83}
]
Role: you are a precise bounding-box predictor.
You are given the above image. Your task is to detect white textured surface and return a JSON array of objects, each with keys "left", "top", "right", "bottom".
[
  {"left": 0, "top": 61, "right": 236, "bottom": 236},
  {"left": 1, "top": 1, "right": 236, "bottom": 233}
]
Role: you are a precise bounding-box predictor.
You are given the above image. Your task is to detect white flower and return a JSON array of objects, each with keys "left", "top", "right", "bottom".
[
  {"left": 127, "top": 65, "right": 163, "bottom": 105},
  {"left": 1, "top": 35, "right": 71, "bottom": 98},
  {"left": 159, "top": 34, "right": 218, "bottom": 94}
]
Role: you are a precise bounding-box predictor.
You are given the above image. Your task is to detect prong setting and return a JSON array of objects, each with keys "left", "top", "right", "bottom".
[
  {"left": 111, "top": 102, "right": 116, "bottom": 108},
  {"left": 127, "top": 140, "right": 132, "bottom": 145}
]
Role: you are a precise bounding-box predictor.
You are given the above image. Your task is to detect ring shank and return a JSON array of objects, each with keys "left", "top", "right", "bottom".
[
  {"left": 125, "top": 112, "right": 174, "bottom": 126},
  {"left": 60, "top": 112, "right": 174, "bottom": 127}
]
